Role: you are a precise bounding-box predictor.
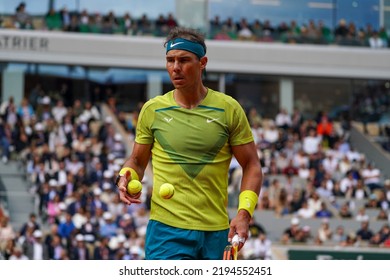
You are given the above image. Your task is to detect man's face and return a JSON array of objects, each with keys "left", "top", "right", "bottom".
[{"left": 166, "top": 49, "right": 206, "bottom": 90}]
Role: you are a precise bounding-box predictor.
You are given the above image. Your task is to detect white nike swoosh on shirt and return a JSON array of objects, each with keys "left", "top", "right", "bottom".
[
  {"left": 206, "top": 118, "right": 219, "bottom": 123},
  {"left": 170, "top": 42, "right": 185, "bottom": 48},
  {"left": 164, "top": 117, "right": 173, "bottom": 123}
]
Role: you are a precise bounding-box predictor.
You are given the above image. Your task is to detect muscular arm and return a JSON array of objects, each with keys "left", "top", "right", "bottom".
[
  {"left": 229, "top": 141, "right": 263, "bottom": 248},
  {"left": 117, "top": 142, "right": 152, "bottom": 205}
]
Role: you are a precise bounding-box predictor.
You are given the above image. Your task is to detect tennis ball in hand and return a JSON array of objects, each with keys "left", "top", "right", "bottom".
[
  {"left": 159, "top": 183, "right": 175, "bottom": 199},
  {"left": 127, "top": 180, "right": 142, "bottom": 196},
  {"left": 119, "top": 167, "right": 139, "bottom": 181}
]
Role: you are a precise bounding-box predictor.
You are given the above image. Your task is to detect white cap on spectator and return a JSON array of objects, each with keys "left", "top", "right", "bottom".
[
  {"left": 25, "top": 126, "right": 32, "bottom": 135},
  {"left": 130, "top": 246, "right": 140, "bottom": 255},
  {"left": 78, "top": 114, "right": 88, "bottom": 123},
  {"left": 33, "top": 230, "right": 43, "bottom": 238},
  {"left": 114, "top": 133, "right": 122, "bottom": 141},
  {"left": 103, "top": 212, "right": 113, "bottom": 220},
  {"left": 102, "top": 182, "right": 111, "bottom": 190},
  {"left": 103, "top": 170, "right": 114, "bottom": 178},
  {"left": 114, "top": 158, "right": 125, "bottom": 166},
  {"left": 117, "top": 234, "right": 126, "bottom": 243},
  {"left": 34, "top": 122, "right": 44, "bottom": 131},
  {"left": 123, "top": 213, "right": 131, "bottom": 220},
  {"left": 76, "top": 234, "right": 84, "bottom": 242},
  {"left": 302, "top": 225, "right": 311, "bottom": 232},
  {"left": 41, "top": 96, "right": 51, "bottom": 105},
  {"left": 291, "top": 217, "right": 300, "bottom": 225},
  {"left": 49, "top": 179, "right": 58, "bottom": 187},
  {"left": 105, "top": 116, "right": 113, "bottom": 123},
  {"left": 93, "top": 188, "right": 102, "bottom": 196},
  {"left": 59, "top": 202, "right": 67, "bottom": 211},
  {"left": 108, "top": 154, "right": 115, "bottom": 161}
]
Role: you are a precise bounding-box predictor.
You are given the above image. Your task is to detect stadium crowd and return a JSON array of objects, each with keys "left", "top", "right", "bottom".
[
  {"left": 0, "top": 77, "right": 390, "bottom": 260},
  {"left": 0, "top": 2, "right": 389, "bottom": 261},
  {"left": 1, "top": 2, "right": 389, "bottom": 48}
]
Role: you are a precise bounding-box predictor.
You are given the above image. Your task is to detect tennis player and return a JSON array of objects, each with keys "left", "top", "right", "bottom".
[{"left": 116, "top": 27, "right": 263, "bottom": 259}]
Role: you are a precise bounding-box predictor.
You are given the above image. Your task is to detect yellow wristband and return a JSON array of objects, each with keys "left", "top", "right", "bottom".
[
  {"left": 119, "top": 167, "right": 139, "bottom": 181},
  {"left": 238, "top": 190, "right": 258, "bottom": 217}
]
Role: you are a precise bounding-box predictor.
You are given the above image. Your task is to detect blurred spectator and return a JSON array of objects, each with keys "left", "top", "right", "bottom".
[
  {"left": 302, "top": 127, "right": 321, "bottom": 155},
  {"left": 338, "top": 202, "right": 353, "bottom": 219},
  {"left": 315, "top": 202, "right": 333, "bottom": 218},
  {"left": 17, "top": 97, "right": 35, "bottom": 126},
  {"left": 296, "top": 200, "right": 315, "bottom": 219},
  {"left": 121, "top": 12, "right": 133, "bottom": 35},
  {"left": 263, "top": 121, "right": 279, "bottom": 147},
  {"left": 356, "top": 220, "right": 374, "bottom": 241},
  {"left": 0, "top": 216, "right": 16, "bottom": 251},
  {"left": 70, "top": 234, "right": 91, "bottom": 260},
  {"left": 341, "top": 232, "right": 359, "bottom": 247},
  {"left": 111, "top": 133, "right": 126, "bottom": 159},
  {"left": 355, "top": 207, "right": 370, "bottom": 222},
  {"left": 332, "top": 225, "right": 347, "bottom": 244},
  {"left": 137, "top": 14, "right": 152, "bottom": 35},
  {"left": 209, "top": 15, "right": 222, "bottom": 36},
  {"left": 93, "top": 236, "right": 112, "bottom": 260},
  {"left": 242, "top": 232, "right": 272, "bottom": 260},
  {"left": 213, "top": 24, "right": 233, "bottom": 40},
  {"left": 275, "top": 108, "right": 292, "bottom": 130},
  {"left": 166, "top": 13, "right": 178, "bottom": 30},
  {"left": 19, "top": 213, "right": 40, "bottom": 237},
  {"left": 0, "top": 119, "right": 12, "bottom": 163},
  {"left": 13, "top": 2, "right": 32, "bottom": 29},
  {"left": 378, "top": 26, "right": 389, "bottom": 47},
  {"left": 316, "top": 115, "right": 334, "bottom": 147},
  {"left": 261, "top": 20, "right": 275, "bottom": 41},
  {"left": 316, "top": 218, "right": 333, "bottom": 243},
  {"left": 248, "top": 216, "right": 265, "bottom": 238},
  {"left": 350, "top": 179, "right": 369, "bottom": 200},
  {"left": 99, "top": 211, "right": 118, "bottom": 238},
  {"left": 23, "top": 229, "right": 49, "bottom": 260},
  {"left": 237, "top": 18, "right": 254, "bottom": 41},
  {"left": 376, "top": 209, "right": 388, "bottom": 221},
  {"left": 340, "top": 170, "right": 358, "bottom": 195},
  {"left": 361, "top": 162, "right": 382, "bottom": 192},
  {"left": 64, "top": 14, "right": 80, "bottom": 32},
  {"left": 59, "top": 6, "right": 71, "bottom": 29},
  {"left": 307, "top": 191, "right": 322, "bottom": 214},
  {"left": 45, "top": 8, "right": 62, "bottom": 30},
  {"left": 281, "top": 217, "right": 308, "bottom": 243},
  {"left": 8, "top": 245, "right": 29, "bottom": 260},
  {"left": 322, "top": 152, "right": 338, "bottom": 174},
  {"left": 368, "top": 31, "right": 386, "bottom": 49},
  {"left": 58, "top": 212, "right": 77, "bottom": 241},
  {"left": 289, "top": 189, "right": 304, "bottom": 213},
  {"left": 47, "top": 233, "right": 67, "bottom": 260},
  {"left": 274, "top": 188, "right": 290, "bottom": 217},
  {"left": 334, "top": 19, "right": 349, "bottom": 41},
  {"left": 378, "top": 224, "right": 390, "bottom": 243}
]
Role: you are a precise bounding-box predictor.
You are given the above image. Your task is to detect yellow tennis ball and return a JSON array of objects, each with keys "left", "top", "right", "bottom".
[
  {"left": 127, "top": 180, "right": 142, "bottom": 196},
  {"left": 119, "top": 167, "right": 139, "bottom": 181},
  {"left": 159, "top": 183, "right": 175, "bottom": 199}
]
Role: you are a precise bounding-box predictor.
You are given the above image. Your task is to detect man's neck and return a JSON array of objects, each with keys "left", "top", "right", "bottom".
[{"left": 174, "top": 86, "right": 208, "bottom": 109}]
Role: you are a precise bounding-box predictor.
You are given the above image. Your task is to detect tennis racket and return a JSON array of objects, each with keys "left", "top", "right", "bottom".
[{"left": 223, "top": 234, "right": 239, "bottom": 260}]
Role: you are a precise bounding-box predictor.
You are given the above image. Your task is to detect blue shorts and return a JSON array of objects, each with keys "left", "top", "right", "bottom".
[{"left": 145, "top": 220, "right": 229, "bottom": 260}]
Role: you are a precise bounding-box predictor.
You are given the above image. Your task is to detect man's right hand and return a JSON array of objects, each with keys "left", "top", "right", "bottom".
[{"left": 117, "top": 170, "right": 142, "bottom": 205}]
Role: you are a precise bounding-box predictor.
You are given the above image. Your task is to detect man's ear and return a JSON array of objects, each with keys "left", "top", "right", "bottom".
[{"left": 200, "top": 56, "right": 208, "bottom": 70}]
